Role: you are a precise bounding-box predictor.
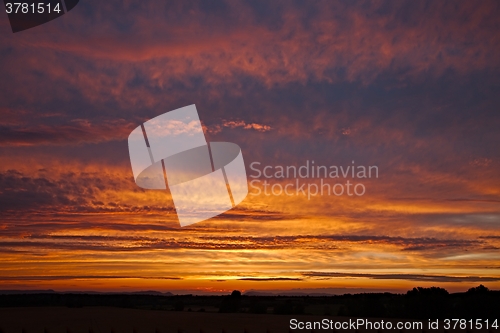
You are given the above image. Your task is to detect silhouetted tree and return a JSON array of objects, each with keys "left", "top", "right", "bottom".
[
  {"left": 467, "top": 284, "right": 490, "bottom": 294},
  {"left": 406, "top": 286, "right": 449, "bottom": 297},
  {"left": 405, "top": 286, "right": 450, "bottom": 319},
  {"left": 219, "top": 291, "right": 242, "bottom": 312}
]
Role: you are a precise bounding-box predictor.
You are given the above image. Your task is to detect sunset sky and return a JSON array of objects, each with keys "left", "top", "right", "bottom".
[{"left": 0, "top": 0, "right": 499, "bottom": 295}]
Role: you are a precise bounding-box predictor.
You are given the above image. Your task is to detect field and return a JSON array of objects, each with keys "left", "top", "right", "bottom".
[
  {"left": 1, "top": 306, "right": 500, "bottom": 333},
  {"left": 0, "top": 290, "right": 499, "bottom": 333},
  {"left": 0, "top": 306, "right": 428, "bottom": 333}
]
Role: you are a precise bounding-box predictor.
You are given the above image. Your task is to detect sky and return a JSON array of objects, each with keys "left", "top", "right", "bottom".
[{"left": 0, "top": 0, "right": 499, "bottom": 295}]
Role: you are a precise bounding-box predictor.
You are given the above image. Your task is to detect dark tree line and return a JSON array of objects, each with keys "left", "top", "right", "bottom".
[{"left": 0, "top": 286, "right": 498, "bottom": 319}]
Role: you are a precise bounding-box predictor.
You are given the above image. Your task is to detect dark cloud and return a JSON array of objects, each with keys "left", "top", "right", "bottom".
[
  {"left": 198, "top": 235, "right": 481, "bottom": 251},
  {"left": 301, "top": 272, "right": 500, "bottom": 283},
  {"left": 0, "top": 276, "right": 182, "bottom": 281},
  {"left": 0, "top": 232, "right": 482, "bottom": 253},
  {"left": 238, "top": 277, "right": 302, "bottom": 281},
  {"left": 0, "top": 169, "right": 139, "bottom": 212},
  {"left": 0, "top": 119, "right": 136, "bottom": 146}
]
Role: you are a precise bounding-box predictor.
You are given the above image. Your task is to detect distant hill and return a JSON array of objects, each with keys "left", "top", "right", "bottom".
[
  {"left": 0, "top": 290, "right": 173, "bottom": 296},
  {"left": 243, "top": 287, "right": 400, "bottom": 296},
  {"left": 244, "top": 291, "right": 335, "bottom": 296},
  {"left": 127, "top": 291, "right": 174, "bottom": 296},
  {"left": 0, "top": 290, "right": 57, "bottom": 295}
]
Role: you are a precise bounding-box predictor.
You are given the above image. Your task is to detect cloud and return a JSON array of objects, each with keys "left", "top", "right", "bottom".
[
  {"left": 238, "top": 277, "right": 302, "bottom": 281},
  {"left": 196, "top": 234, "right": 481, "bottom": 251},
  {"left": 0, "top": 119, "right": 137, "bottom": 146},
  {"left": 301, "top": 272, "right": 500, "bottom": 283},
  {"left": 0, "top": 230, "right": 482, "bottom": 253},
  {"left": 221, "top": 120, "right": 272, "bottom": 132},
  {"left": 0, "top": 169, "right": 137, "bottom": 212},
  {"left": 203, "top": 120, "right": 272, "bottom": 134},
  {"left": 1, "top": 0, "right": 499, "bottom": 120},
  {"left": 0, "top": 276, "right": 182, "bottom": 281},
  {"left": 5, "top": 1, "right": 498, "bottom": 85}
]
